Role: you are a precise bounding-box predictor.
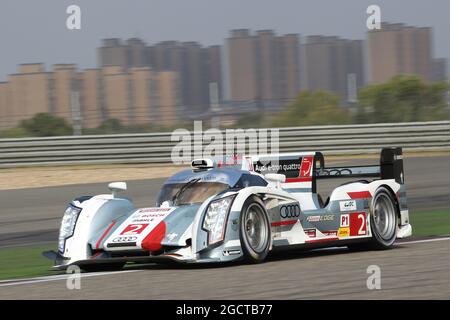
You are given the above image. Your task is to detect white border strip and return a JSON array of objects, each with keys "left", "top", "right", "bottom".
[{"left": 0, "top": 270, "right": 140, "bottom": 287}]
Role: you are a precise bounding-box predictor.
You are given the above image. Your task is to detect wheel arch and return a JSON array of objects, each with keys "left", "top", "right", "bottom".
[{"left": 376, "top": 184, "right": 401, "bottom": 224}]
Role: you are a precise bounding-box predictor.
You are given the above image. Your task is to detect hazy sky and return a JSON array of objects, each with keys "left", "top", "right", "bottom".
[{"left": 0, "top": 0, "right": 449, "bottom": 81}]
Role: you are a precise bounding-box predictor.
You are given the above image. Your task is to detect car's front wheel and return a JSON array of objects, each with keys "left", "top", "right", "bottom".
[{"left": 239, "top": 196, "right": 271, "bottom": 263}]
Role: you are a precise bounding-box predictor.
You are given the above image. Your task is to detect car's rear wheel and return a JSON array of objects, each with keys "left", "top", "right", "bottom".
[
  {"left": 348, "top": 187, "right": 398, "bottom": 251},
  {"left": 370, "top": 187, "right": 398, "bottom": 249},
  {"left": 239, "top": 196, "right": 271, "bottom": 263}
]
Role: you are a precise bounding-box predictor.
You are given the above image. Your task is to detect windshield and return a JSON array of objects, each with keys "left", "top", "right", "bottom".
[{"left": 156, "top": 182, "right": 229, "bottom": 206}]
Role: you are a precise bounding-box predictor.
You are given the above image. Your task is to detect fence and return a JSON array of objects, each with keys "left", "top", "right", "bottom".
[{"left": 0, "top": 121, "right": 449, "bottom": 168}]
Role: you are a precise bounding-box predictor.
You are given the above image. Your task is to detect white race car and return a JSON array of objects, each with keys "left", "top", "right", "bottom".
[{"left": 44, "top": 147, "right": 412, "bottom": 271}]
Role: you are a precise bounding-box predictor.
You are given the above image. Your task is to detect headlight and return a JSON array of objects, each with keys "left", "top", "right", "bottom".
[
  {"left": 58, "top": 205, "right": 81, "bottom": 253},
  {"left": 203, "top": 195, "right": 235, "bottom": 245}
]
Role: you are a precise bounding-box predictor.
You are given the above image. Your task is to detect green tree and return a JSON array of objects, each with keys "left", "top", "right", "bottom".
[
  {"left": 356, "top": 76, "right": 450, "bottom": 123},
  {"left": 95, "top": 118, "right": 123, "bottom": 134},
  {"left": 20, "top": 113, "right": 72, "bottom": 137},
  {"left": 271, "top": 91, "right": 351, "bottom": 127}
]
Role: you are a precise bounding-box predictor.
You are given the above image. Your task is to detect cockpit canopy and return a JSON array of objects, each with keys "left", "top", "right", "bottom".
[{"left": 156, "top": 168, "right": 267, "bottom": 206}]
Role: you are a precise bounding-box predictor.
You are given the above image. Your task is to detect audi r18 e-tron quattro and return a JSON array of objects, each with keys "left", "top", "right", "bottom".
[{"left": 44, "top": 147, "right": 411, "bottom": 271}]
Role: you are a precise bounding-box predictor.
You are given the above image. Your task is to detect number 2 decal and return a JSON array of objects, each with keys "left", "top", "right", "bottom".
[
  {"left": 349, "top": 212, "right": 367, "bottom": 236},
  {"left": 120, "top": 224, "right": 149, "bottom": 235},
  {"left": 357, "top": 214, "right": 366, "bottom": 235}
]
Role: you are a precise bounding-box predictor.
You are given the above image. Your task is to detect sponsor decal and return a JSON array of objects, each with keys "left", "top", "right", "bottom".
[
  {"left": 307, "top": 215, "right": 320, "bottom": 222},
  {"left": 350, "top": 212, "right": 367, "bottom": 236},
  {"left": 300, "top": 156, "right": 313, "bottom": 177},
  {"left": 339, "top": 212, "right": 368, "bottom": 237},
  {"left": 340, "top": 214, "right": 350, "bottom": 227},
  {"left": 120, "top": 223, "right": 149, "bottom": 235},
  {"left": 322, "top": 230, "right": 338, "bottom": 237},
  {"left": 338, "top": 227, "right": 350, "bottom": 237},
  {"left": 112, "top": 236, "right": 137, "bottom": 243},
  {"left": 280, "top": 204, "right": 301, "bottom": 218},
  {"left": 304, "top": 229, "right": 316, "bottom": 238},
  {"left": 129, "top": 207, "right": 175, "bottom": 223},
  {"left": 106, "top": 207, "right": 174, "bottom": 249},
  {"left": 306, "top": 214, "right": 334, "bottom": 222},
  {"left": 340, "top": 200, "right": 357, "bottom": 212},
  {"left": 254, "top": 157, "right": 302, "bottom": 176},
  {"left": 139, "top": 207, "right": 172, "bottom": 213}
]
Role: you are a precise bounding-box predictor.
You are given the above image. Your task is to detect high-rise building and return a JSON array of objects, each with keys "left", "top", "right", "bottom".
[
  {"left": 227, "top": 29, "right": 301, "bottom": 105},
  {"left": 52, "top": 64, "right": 77, "bottom": 123},
  {"left": 101, "top": 66, "right": 132, "bottom": 125},
  {"left": 255, "top": 30, "right": 277, "bottom": 102},
  {"left": 148, "top": 41, "right": 183, "bottom": 72},
  {"left": 278, "top": 34, "right": 301, "bottom": 101},
  {"left": 157, "top": 71, "right": 179, "bottom": 127},
  {"left": 303, "top": 36, "right": 364, "bottom": 103},
  {"left": 148, "top": 40, "right": 220, "bottom": 115},
  {"left": 98, "top": 38, "right": 129, "bottom": 68},
  {"left": 78, "top": 69, "right": 104, "bottom": 128},
  {"left": 227, "top": 29, "right": 258, "bottom": 102},
  {"left": 367, "top": 23, "right": 433, "bottom": 83},
  {"left": 0, "top": 62, "right": 182, "bottom": 130},
  {"left": 127, "top": 38, "right": 148, "bottom": 68},
  {"left": 181, "top": 42, "right": 209, "bottom": 114},
  {"left": 0, "top": 82, "right": 11, "bottom": 130},
  {"left": 129, "top": 66, "right": 154, "bottom": 125},
  {"left": 206, "top": 45, "right": 223, "bottom": 104},
  {"left": 7, "top": 63, "right": 52, "bottom": 127}
]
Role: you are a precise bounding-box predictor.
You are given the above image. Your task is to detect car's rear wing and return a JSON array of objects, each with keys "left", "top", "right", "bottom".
[{"left": 314, "top": 147, "right": 405, "bottom": 184}]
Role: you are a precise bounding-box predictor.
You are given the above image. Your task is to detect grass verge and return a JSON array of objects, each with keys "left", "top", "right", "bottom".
[
  {"left": 408, "top": 210, "right": 450, "bottom": 237},
  {"left": 0, "top": 245, "right": 62, "bottom": 281}
]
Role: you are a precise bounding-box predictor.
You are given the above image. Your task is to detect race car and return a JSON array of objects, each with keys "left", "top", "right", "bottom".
[{"left": 44, "top": 147, "right": 412, "bottom": 271}]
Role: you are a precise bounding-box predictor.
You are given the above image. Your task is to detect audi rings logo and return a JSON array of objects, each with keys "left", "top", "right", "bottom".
[
  {"left": 280, "top": 204, "right": 301, "bottom": 218},
  {"left": 112, "top": 236, "right": 137, "bottom": 243},
  {"left": 318, "top": 168, "right": 353, "bottom": 176}
]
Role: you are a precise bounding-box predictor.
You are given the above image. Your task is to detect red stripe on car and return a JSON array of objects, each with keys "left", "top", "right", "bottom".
[
  {"left": 95, "top": 220, "right": 116, "bottom": 249},
  {"left": 285, "top": 177, "right": 313, "bottom": 183},
  {"left": 347, "top": 191, "right": 372, "bottom": 199},
  {"left": 305, "top": 237, "right": 339, "bottom": 243},
  {"left": 271, "top": 220, "right": 298, "bottom": 227},
  {"left": 141, "top": 221, "right": 166, "bottom": 252}
]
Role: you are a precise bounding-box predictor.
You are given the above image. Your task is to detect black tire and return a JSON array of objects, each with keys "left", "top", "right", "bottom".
[
  {"left": 348, "top": 187, "right": 398, "bottom": 251},
  {"left": 80, "top": 262, "right": 125, "bottom": 273},
  {"left": 239, "top": 196, "right": 271, "bottom": 263},
  {"left": 369, "top": 187, "right": 398, "bottom": 249}
]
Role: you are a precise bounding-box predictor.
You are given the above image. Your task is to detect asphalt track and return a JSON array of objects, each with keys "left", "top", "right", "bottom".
[
  {"left": 1, "top": 237, "right": 450, "bottom": 299},
  {"left": 0, "top": 155, "right": 449, "bottom": 299}
]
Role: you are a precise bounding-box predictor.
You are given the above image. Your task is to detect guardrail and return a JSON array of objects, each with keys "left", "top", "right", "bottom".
[{"left": 0, "top": 121, "right": 449, "bottom": 167}]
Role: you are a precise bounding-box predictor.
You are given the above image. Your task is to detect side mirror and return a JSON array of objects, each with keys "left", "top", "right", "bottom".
[
  {"left": 265, "top": 173, "right": 286, "bottom": 188},
  {"left": 108, "top": 182, "right": 127, "bottom": 198}
]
